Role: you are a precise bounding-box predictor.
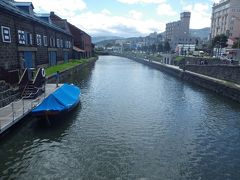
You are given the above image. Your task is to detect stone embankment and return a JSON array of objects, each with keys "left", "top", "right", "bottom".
[
  {"left": 185, "top": 65, "right": 240, "bottom": 84},
  {"left": 0, "top": 81, "right": 19, "bottom": 108},
  {"left": 47, "top": 57, "right": 98, "bottom": 83},
  {"left": 116, "top": 54, "right": 240, "bottom": 103}
]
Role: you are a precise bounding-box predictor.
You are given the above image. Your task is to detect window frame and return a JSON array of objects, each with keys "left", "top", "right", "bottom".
[{"left": 1, "top": 26, "right": 11, "bottom": 43}]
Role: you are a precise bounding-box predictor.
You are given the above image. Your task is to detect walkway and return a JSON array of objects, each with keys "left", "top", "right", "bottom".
[{"left": 0, "top": 84, "right": 62, "bottom": 134}]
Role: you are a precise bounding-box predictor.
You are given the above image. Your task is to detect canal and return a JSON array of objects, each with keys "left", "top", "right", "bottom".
[{"left": 1, "top": 55, "right": 240, "bottom": 179}]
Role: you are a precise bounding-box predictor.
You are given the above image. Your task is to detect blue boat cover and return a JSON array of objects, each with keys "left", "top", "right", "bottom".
[{"left": 32, "top": 84, "right": 80, "bottom": 113}]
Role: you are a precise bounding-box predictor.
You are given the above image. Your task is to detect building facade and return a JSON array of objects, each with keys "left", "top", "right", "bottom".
[
  {"left": 0, "top": 0, "right": 73, "bottom": 72},
  {"left": 210, "top": 0, "right": 240, "bottom": 39},
  {"left": 165, "top": 12, "right": 197, "bottom": 50},
  {"left": 0, "top": 0, "right": 94, "bottom": 74}
]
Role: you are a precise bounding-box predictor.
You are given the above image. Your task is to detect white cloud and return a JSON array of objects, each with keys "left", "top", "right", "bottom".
[
  {"left": 129, "top": 10, "right": 143, "bottom": 19},
  {"left": 183, "top": 3, "right": 211, "bottom": 29},
  {"left": 101, "top": 9, "right": 112, "bottom": 15},
  {"left": 156, "top": 3, "right": 177, "bottom": 17},
  {"left": 69, "top": 11, "right": 165, "bottom": 37},
  {"left": 118, "top": 0, "right": 165, "bottom": 4},
  {"left": 15, "top": 0, "right": 87, "bottom": 18},
  {"left": 15, "top": 0, "right": 165, "bottom": 37},
  {"left": 212, "top": 0, "right": 220, "bottom": 3}
]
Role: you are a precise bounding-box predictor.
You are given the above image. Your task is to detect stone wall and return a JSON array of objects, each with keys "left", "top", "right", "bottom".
[
  {"left": 0, "top": 11, "right": 18, "bottom": 70},
  {"left": 0, "top": 81, "right": 20, "bottom": 108},
  {"left": 184, "top": 57, "right": 238, "bottom": 65},
  {"left": 116, "top": 54, "right": 240, "bottom": 103},
  {"left": 185, "top": 65, "right": 240, "bottom": 84},
  {"left": 47, "top": 57, "right": 98, "bottom": 83}
]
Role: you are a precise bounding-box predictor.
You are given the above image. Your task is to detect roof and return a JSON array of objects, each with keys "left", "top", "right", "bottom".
[
  {"left": 35, "top": 13, "right": 50, "bottom": 17},
  {"left": 0, "top": 0, "right": 72, "bottom": 36},
  {"left": 13, "top": 2, "right": 34, "bottom": 8},
  {"left": 73, "top": 46, "right": 85, "bottom": 52}
]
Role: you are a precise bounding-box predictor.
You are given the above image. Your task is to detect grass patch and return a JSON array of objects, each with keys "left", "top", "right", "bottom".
[
  {"left": 45, "top": 59, "right": 89, "bottom": 77},
  {"left": 174, "top": 56, "right": 185, "bottom": 62}
]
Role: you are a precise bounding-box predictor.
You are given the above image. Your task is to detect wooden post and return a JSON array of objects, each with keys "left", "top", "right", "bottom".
[
  {"left": 22, "top": 99, "right": 25, "bottom": 114},
  {"left": 12, "top": 102, "right": 14, "bottom": 121}
]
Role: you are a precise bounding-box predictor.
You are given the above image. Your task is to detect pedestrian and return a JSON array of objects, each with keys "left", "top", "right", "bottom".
[{"left": 204, "top": 59, "right": 208, "bottom": 65}]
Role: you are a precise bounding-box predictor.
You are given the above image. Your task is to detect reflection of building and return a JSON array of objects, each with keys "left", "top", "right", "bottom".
[
  {"left": 210, "top": 0, "right": 240, "bottom": 39},
  {"left": 165, "top": 12, "right": 197, "bottom": 50}
]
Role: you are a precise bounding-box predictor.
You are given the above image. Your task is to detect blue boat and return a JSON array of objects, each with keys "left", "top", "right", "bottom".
[{"left": 32, "top": 83, "right": 81, "bottom": 116}]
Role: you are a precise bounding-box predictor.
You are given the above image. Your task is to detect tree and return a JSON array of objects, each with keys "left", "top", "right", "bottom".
[
  {"left": 157, "top": 43, "right": 163, "bottom": 52},
  {"left": 212, "top": 34, "right": 228, "bottom": 48},
  {"left": 150, "top": 44, "right": 157, "bottom": 53},
  {"left": 232, "top": 38, "right": 240, "bottom": 49},
  {"left": 164, "top": 40, "right": 171, "bottom": 52}
]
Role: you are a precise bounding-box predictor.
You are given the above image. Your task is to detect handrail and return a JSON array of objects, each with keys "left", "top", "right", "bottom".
[
  {"left": 21, "top": 82, "right": 29, "bottom": 97},
  {"left": 0, "top": 86, "right": 46, "bottom": 129},
  {"left": 18, "top": 68, "right": 28, "bottom": 85},
  {"left": 22, "top": 86, "right": 44, "bottom": 99}
]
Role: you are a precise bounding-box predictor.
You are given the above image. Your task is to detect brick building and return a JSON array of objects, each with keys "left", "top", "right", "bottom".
[
  {"left": 0, "top": 0, "right": 73, "bottom": 72},
  {"left": 49, "top": 12, "right": 94, "bottom": 59},
  {"left": 67, "top": 23, "right": 93, "bottom": 59}
]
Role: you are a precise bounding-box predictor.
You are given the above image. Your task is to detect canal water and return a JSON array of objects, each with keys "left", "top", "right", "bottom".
[{"left": 1, "top": 56, "right": 240, "bottom": 179}]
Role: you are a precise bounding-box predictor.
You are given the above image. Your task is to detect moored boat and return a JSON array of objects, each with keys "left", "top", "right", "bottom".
[{"left": 32, "top": 83, "right": 81, "bottom": 117}]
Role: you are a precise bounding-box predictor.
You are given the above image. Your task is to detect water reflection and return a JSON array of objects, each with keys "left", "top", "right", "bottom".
[{"left": 0, "top": 56, "right": 240, "bottom": 179}]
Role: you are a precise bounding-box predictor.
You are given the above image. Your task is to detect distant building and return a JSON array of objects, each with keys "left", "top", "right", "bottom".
[
  {"left": 165, "top": 12, "right": 198, "bottom": 50},
  {"left": 210, "top": 0, "right": 240, "bottom": 39},
  {"left": 144, "top": 32, "right": 163, "bottom": 46}
]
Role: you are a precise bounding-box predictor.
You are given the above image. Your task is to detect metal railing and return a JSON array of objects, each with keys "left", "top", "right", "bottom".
[{"left": 0, "top": 86, "right": 45, "bottom": 132}]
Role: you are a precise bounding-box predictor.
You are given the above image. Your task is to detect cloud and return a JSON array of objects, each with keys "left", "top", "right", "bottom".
[
  {"left": 69, "top": 11, "right": 165, "bottom": 37},
  {"left": 129, "top": 10, "right": 143, "bottom": 19},
  {"left": 117, "top": 0, "right": 166, "bottom": 4},
  {"left": 211, "top": 0, "right": 220, "bottom": 3},
  {"left": 101, "top": 9, "right": 112, "bottom": 15},
  {"left": 15, "top": 0, "right": 87, "bottom": 17},
  {"left": 15, "top": 0, "right": 165, "bottom": 37},
  {"left": 156, "top": 3, "right": 177, "bottom": 17},
  {"left": 183, "top": 3, "right": 211, "bottom": 29}
]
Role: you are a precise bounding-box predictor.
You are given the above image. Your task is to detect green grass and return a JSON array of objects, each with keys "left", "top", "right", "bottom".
[
  {"left": 174, "top": 56, "right": 185, "bottom": 62},
  {"left": 45, "top": 59, "right": 90, "bottom": 77}
]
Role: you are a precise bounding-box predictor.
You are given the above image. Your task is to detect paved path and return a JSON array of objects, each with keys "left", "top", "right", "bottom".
[{"left": 0, "top": 84, "right": 62, "bottom": 134}]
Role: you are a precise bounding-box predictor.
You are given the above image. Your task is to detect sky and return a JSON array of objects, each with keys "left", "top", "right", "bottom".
[{"left": 15, "top": 0, "right": 221, "bottom": 37}]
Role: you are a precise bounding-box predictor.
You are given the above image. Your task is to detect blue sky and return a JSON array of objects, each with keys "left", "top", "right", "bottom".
[{"left": 16, "top": 0, "right": 220, "bottom": 37}]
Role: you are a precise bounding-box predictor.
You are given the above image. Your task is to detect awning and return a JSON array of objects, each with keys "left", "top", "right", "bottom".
[{"left": 73, "top": 46, "right": 85, "bottom": 52}]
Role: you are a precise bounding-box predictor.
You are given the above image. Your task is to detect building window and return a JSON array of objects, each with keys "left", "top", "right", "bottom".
[
  {"left": 50, "top": 37, "right": 55, "bottom": 47},
  {"left": 36, "top": 34, "right": 42, "bottom": 46},
  {"left": 18, "top": 30, "right": 26, "bottom": 44},
  {"left": 25, "top": 32, "right": 33, "bottom": 45},
  {"left": 60, "top": 39, "right": 63, "bottom": 48},
  {"left": 1, "top": 26, "right": 11, "bottom": 43},
  {"left": 29, "top": 34, "right": 33, "bottom": 45},
  {"left": 57, "top": 38, "right": 60, "bottom": 48},
  {"left": 65, "top": 41, "right": 68, "bottom": 48},
  {"left": 43, "top": 36, "right": 47, "bottom": 46}
]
